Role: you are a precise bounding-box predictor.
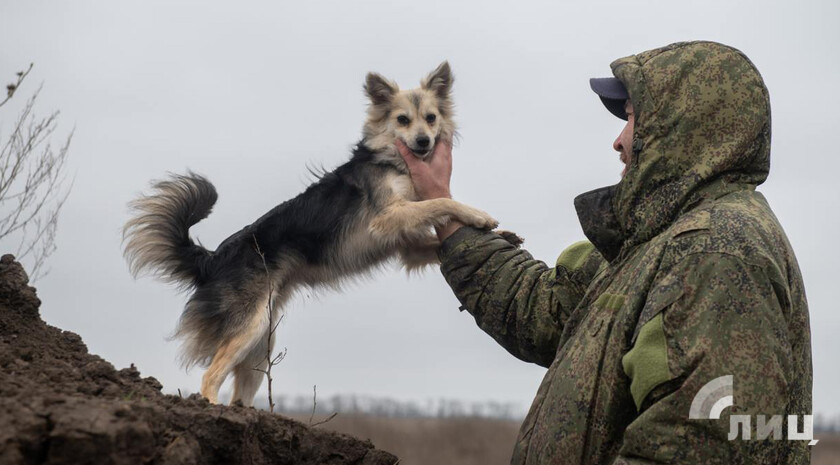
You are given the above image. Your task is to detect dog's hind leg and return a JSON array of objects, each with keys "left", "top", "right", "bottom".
[
  {"left": 230, "top": 333, "right": 275, "bottom": 407},
  {"left": 231, "top": 359, "right": 267, "bottom": 407},
  {"left": 200, "top": 295, "right": 272, "bottom": 404},
  {"left": 201, "top": 338, "right": 254, "bottom": 405}
]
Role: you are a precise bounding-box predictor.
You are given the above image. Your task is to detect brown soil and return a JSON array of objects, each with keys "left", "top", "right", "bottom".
[{"left": 0, "top": 255, "right": 398, "bottom": 465}]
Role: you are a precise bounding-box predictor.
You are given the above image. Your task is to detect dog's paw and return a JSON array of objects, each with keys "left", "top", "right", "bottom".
[
  {"left": 496, "top": 229, "right": 524, "bottom": 247},
  {"left": 466, "top": 212, "right": 499, "bottom": 230}
]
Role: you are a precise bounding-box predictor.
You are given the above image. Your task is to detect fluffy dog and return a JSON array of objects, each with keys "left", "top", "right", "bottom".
[{"left": 123, "top": 62, "right": 506, "bottom": 406}]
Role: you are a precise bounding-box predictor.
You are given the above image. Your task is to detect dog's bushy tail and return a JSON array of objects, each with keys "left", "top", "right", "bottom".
[{"left": 123, "top": 172, "right": 218, "bottom": 289}]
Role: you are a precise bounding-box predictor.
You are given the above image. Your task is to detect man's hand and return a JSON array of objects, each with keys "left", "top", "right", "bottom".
[
  {"left": 395, "top": 139, "right": 464, "bottom": 241},
  {"left": 395, "top": 139, "right": 453, "bottom": 200}
]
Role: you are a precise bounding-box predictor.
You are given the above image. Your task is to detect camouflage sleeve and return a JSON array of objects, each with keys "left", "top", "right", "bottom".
[
  {"left": 438, "top": 226, "right": 604, "bottom": 368},
  {"left": 615, "top": 252, "right": 807, "bottom": 464}
]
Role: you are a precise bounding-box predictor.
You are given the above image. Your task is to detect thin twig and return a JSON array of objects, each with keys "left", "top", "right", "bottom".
[
  {"left": 309, "top": 385, "right": 318, "bottom": 425},
  {"left": 0, "top": 69, "right": 72, "bottom": 282},
  {"left": 310, "top": 412, "right": 338, "bottom": 428},
  {"left": 0, "top": 63, "right": 33, "bottom": 108},
  {"left": 252, "top": 234, "right": 287, "bottom": 413},
  {"left": 308, "top": 384, "right": 338, "bottom": 428},
  {"left": 271, "top": 348, "right": 287, "bottom": 365}
]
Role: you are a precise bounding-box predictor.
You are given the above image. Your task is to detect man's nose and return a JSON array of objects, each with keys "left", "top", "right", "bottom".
[{"left": 613, "top": 134, "right": 622, "bottom": 152}]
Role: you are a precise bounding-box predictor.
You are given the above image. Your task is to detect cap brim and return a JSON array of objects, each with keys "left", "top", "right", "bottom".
[{"left": 590, "top": 77, "right": 629, "bottom": 121}]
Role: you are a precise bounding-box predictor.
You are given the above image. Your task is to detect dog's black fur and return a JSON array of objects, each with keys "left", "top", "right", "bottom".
[
  {"left": 123, "top": 62, "right": 508, "bottom": 406},
  {"left": 205, "top": 144, "right": 384, "bottom": 285},
  {"left": 126, "top": 137, "right": 456, "bottom": 370}
]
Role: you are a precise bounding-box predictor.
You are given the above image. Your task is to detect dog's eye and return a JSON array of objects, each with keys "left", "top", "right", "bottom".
[
  {"left": 397, "top": 115, "right": 410, "bottom": 126},
  {"left": 425, "top": 114, "right": 436, "bottom": 124}
]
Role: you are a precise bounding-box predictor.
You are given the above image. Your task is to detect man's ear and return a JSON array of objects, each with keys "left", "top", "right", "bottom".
[
  {"left": 364, "top": 73, "right": 398, "bottom": 105},
  {"left": 421, "top": 61, "right": 453, "bottom": 99}
]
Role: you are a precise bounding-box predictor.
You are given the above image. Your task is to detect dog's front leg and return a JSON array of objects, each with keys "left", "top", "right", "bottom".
[
  {"left": 398, "top": 232, "right": 442, "bottom": 271},
  {"left": 370, "top": 198, "right": 498, "bottom": 244}
]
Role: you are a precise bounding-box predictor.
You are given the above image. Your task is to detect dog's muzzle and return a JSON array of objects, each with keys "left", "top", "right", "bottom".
[{"left": 409, "top": 146, "right": 432, "bottom": 159}]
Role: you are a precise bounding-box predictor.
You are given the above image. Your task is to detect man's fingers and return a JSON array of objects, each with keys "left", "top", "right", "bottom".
[
  {"left": 430, "top": 139, "right": 453, "bottom": 167},
  {"left": 395, "top": 140, "right": 419, "bottom": 168}
]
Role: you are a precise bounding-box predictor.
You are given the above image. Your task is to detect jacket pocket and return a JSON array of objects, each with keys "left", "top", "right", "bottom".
[{"left": 624, "top": 286, "right": 684, "bottom": 411}]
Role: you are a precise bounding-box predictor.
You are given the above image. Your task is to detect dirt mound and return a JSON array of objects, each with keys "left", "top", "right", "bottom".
[{"left": 0, "top": 255, "right": 398, "bottom": 465}]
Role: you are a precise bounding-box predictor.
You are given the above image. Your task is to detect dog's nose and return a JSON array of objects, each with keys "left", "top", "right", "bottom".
[{"left": 416, "top": 136, "right": 430, "bottom": 148}]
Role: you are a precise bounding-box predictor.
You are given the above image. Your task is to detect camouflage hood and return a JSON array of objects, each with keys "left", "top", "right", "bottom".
[
  {"left": 575, "top": 41, "right": 772, "bottom": 261},
  {"left": 438, "top": 41, "right": 810, "bottom": 464}
]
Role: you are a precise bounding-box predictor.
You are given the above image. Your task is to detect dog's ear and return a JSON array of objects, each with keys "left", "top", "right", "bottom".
[
  {"left": 364, "top": 73, "right": 398, "bottom": 106},
  {"left": 421, "top": 61, "right": 453, "bottom": 99}
]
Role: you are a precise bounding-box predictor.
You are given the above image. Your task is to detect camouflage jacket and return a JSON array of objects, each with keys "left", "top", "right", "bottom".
[{"left": 439, "top": 42, "right": 812, "bottom": 464}]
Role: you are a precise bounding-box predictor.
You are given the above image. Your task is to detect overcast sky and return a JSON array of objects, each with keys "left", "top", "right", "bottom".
[{"left": 1, "top": 0, "right": 838, "bottom": 417}]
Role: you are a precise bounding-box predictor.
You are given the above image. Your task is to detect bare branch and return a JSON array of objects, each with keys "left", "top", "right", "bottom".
[
  {"left": 310, "top": 412, "right": 338, "bottom": 428},
  {"left": 271, "top": 348, "right": 287, "bottom": 366},
  {"left": 308, "top": 384, "right": 338, "bottom": 428},
  {"left": 0, "top": 70, "right": 72, "bottom": 282},
  {"left": 0, "top": 63, "right": 33, "bottom": 109},
  {"left": 271, "top": 316, "right": 283, "bottom": 335},
  {"left": 309, "top": 385, "right": 318, "bottom": 426},
  {"left": 252, "top": 234, "right": 288, "bottom": 414}
]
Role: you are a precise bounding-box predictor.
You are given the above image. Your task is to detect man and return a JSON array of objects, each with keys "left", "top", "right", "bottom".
[{"left": 396, "top": 41, "right": 812, "bottom": 464}]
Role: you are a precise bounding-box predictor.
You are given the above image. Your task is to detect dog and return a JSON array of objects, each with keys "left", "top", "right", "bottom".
[{"left": 123, "top": 62, "right": 516, "bottom": 407}]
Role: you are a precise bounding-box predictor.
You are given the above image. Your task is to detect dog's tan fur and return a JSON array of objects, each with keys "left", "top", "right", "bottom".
[
  {"left": 360, "top": 62, "right": 498, "bottom": 265},
  {"left": 125, "top": 62, "right": 512, "bottom": 407}
]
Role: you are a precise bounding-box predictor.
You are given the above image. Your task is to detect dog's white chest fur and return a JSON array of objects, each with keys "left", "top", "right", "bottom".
[{"left": 386, "top": 172, "right": 418, "bottom": 202}]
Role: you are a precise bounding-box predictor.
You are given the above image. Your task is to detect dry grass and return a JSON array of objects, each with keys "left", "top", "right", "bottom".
[
  {"left": 289, "top": 413, "right": 521, "bottom": 465},
  {"left": 290, "top": 414, "right": 840, "bottom": 465},
  {"left": 814, "top": 434, "right": 840, "bottom": 465}
]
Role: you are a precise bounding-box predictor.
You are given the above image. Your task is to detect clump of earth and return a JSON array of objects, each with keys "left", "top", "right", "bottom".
[{"left": 0, "top": 254, "right": 398, "bottom": 465}]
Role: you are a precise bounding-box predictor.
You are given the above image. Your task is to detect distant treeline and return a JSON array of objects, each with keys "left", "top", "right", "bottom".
[
  {"left": 815, "top": 414, "right": 840, "bottom": 433},
  {"left": 252, "top": 393, "right": 525, "bottom": 420},
  {"left": 192, "top": 389, "right": 840, "bottom": 428}
]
